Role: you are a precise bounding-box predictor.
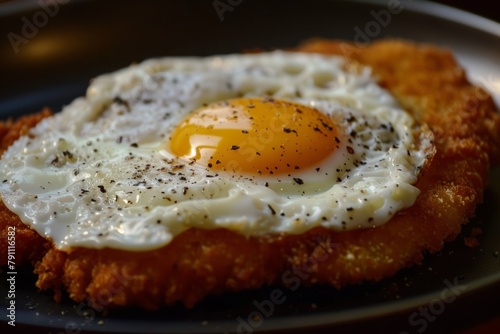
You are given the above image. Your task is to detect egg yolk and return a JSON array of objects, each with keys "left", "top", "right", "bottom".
[{"left": 169, "top": 98, "right": 340, "bottom": 175}]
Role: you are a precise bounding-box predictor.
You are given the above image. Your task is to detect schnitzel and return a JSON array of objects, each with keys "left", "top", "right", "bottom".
[{"left": 1, "top": 39, "right": 499, "bottom": 309}]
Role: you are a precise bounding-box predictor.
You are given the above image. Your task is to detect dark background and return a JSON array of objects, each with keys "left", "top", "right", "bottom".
[
  {"left": 0, "top": 1, "right": 499, "bottom": 333},
  {"left": 432, "top": 0, "right": 499, "bottom": 22}
]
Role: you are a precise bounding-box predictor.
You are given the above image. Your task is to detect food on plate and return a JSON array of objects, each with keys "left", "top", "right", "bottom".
[{"left": 0, "top": 39, "right": 499, "bottom": 309}]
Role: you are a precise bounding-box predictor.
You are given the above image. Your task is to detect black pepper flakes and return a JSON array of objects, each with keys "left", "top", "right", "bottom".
[
  {"left": 346, "top": 115, "right": 356, "bottom": 123},
  {"left": 98, "top": 185, "right": 106, "bottom": 193},
  {"left": 133, "top": 181, "right": 146, "bottom": 186},
  {"left": 62, "top": 150, "right": 73, "bottom": 158},
  {"left": 230, "top": 145, "right": 240, "bottom": 150},
  {"left": 346, "top": 146, "right": 354, "bottom": 154},
  {"left": 293, "top": 178, "right": 304, "bottom": 185},
  {"left": 113, "top": 96, "right": 129, "bottom": 107},
  {"left": 320, "top": 120, "right": 333, "bottom": 131}
]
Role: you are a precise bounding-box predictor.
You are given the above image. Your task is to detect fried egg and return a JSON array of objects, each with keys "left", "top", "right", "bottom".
[{"left": 0, "top": 52, "right": 434, "bottom": 251}]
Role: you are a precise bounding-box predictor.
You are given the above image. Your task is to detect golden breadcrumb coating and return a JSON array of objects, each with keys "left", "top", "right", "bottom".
[
  {"left": 1, "top": 40, "right": 499, "bottom": 309},
  {"left": 0, "top": 109, "right": 53, "bottom": 268}
]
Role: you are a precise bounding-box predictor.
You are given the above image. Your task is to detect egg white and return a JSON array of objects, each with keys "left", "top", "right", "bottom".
[{"left": 0, "top": 52, "right": 433, "bottom": 250}]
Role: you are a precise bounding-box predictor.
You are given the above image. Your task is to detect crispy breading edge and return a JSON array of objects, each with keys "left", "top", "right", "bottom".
[
  {"left": 1, "top": 40, "right": 499, "bottom": 309},
  {"left": 0, "top": 109, "right": 53, "bottom": 269}
]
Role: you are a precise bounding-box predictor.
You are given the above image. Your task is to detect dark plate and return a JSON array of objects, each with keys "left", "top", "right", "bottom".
[{"left": 1, "top": 1, "right": 499, "bottom": 333}]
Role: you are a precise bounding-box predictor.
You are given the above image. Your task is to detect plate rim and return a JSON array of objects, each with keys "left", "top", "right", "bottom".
[{"left": 1, "top": 0, "right": 499, "bottom": 333}]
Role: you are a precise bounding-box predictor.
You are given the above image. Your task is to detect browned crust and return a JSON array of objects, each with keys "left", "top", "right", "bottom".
[
  {"left": 0, "top": 109, "right": 53, "bottom": 268},
  {"left": 1, "top": 40, "right": 499, "bottom": 309}
]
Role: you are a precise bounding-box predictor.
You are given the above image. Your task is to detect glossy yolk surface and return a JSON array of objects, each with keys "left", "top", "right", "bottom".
[{"left": 169, "top": 98, "right": 340, "bottom": 175}]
